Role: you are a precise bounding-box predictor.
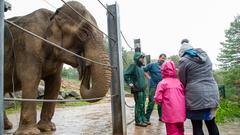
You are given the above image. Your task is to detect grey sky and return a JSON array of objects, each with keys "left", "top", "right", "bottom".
[{"left": 5, "top": 0, "right": 240, "bottom": 69}]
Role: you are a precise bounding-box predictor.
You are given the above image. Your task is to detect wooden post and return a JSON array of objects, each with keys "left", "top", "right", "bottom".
[{"left": 107, "top": 3, "right": 127, "bottom": 135}]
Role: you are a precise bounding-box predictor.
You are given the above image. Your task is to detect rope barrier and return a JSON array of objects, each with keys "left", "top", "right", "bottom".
[
  {"left": 4, "top": 95, "right": 112, "bottom": 102},
  {"left": 96, "top": 0, "right": 114, "bottom": 17},
  {"left": 5, "top": 20, "right": 115, "bottom": 68},
  {"left": 60, "top": 0, "right": 116, "bottom": 42},
  {"left": 120, "top": 31, "right": 134, "bottom": 50},
  {"left": 127, "top": 119, "right": 135, "bottom": 126},
  {"left": 125, "top": 101, "right": 135, "bottom": 109}
]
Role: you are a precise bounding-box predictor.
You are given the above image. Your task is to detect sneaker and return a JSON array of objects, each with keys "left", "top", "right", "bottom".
[{"left": 135, "top": 122, "right": 147, "bottom": 127}]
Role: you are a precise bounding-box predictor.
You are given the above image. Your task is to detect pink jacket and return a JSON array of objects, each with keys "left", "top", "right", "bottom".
[{"left": 154, "top": 61, "right": 186, "bottom": 123}]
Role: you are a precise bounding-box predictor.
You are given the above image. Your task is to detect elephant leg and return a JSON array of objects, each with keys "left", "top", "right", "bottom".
[
  {"left": 14, "top": 76, "right": 40, "bottom": 135},
  {"left": 4, "top": 111, "right": 13, "bottom": 130},
  {"left": 37, "top": 72, "right": 61, "bottom": 132}
]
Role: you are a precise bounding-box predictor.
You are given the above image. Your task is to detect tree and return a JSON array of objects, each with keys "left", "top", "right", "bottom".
[
  {"left": 168, "top": 55, "right": 180, "bottom": 67},
  {"left": 217, "top": 15, "right": 240, "bottom": 69},
  {"left": 122, "top": 47, "right": 134, "bottom": 69},
  {"left": 61, "top": 67, "right": 79, "bottom": 80},
  {"left": 217, "top": 15, "right": 240, "bottom": 88}
]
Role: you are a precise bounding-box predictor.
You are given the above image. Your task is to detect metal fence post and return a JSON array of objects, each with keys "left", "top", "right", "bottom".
[
  {"left": 107, "top": 3, "right": 127, "bottom": 135},
  {"left": 0, "top": 0, "right": 4, "bottom": 134},
  {"left": 146, "top": 55, "right": 151, "bottom": 65},
  {"left": 134, "top": 39, "right": 141, "bottom": 52}
]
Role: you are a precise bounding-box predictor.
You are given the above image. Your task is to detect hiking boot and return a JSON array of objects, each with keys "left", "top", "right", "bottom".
[
  {"left": 145, "top": 121, "right": 151, "bottom": 125},
  {"left": 135, "top": 122, "right": 147, "bottom": 127},
  {"left": 143, "top": 119, "right": 151, "bottom": 125}
]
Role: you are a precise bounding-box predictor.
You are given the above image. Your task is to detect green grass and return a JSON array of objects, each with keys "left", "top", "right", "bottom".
[
  {"left": 56, "top": 101, "right": 91, "bottom": 107},
  {"left": 5, "top": 102, "right": 21, "bottom": 114},
  {"left": 216, "top": 99, "right": 240, "bottom": 123},
  {"left": 62, "top": 77, "right": 80, "bottom": 84}
]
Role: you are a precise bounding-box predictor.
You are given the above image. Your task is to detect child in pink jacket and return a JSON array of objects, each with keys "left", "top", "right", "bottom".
[{"left": 154, "top": 61, "right": 186, "bottom": 135}]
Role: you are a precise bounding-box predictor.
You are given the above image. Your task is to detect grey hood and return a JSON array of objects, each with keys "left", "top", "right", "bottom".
[
  {"left": 186, "top": 48, "right": 208, "bottom": 64},
  {"left": 179, "top": 42, "right": 193, "bottom": 57}
]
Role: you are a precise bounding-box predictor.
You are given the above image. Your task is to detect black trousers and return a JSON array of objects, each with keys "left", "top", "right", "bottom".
[{"left": 191, "top": 118, "right": 219, "bottom": 135}]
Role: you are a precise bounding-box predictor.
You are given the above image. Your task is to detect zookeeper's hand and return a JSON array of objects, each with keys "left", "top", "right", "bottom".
[{"left": 129, "top": 83, "right": 134, "bottom": 87}]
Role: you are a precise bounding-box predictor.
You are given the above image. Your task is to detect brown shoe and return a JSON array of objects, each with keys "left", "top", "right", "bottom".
[{"left": 135, "top": 122, "right": 147, "bottom": 127}]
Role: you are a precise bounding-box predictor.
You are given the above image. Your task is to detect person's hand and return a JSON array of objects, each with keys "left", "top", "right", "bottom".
[{"left": 129, "top": 83, "right": 134, "bottom": 87}]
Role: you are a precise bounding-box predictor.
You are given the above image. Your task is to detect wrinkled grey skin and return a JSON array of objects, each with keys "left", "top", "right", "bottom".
[{"left": 4, "top": 1, "right": 111, "bottom": 134}]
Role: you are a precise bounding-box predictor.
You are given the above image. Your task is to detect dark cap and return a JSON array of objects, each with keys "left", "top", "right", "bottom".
[{"left": 181, "top": 39, "right": 189, "bottom": 44}]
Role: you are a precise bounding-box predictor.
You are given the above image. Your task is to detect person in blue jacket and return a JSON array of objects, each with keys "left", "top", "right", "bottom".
[{"left": 144, "top": 53, "right": 166, "bottom": 123}]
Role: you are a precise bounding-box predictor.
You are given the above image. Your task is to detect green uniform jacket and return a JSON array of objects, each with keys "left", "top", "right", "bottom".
[{"left": 124, "top": 52, "right": 146, "bottom": 90}]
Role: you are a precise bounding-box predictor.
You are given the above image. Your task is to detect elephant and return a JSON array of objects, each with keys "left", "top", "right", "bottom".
[{"left": 4, "top": 1, "right": 112, "bottom": 134}]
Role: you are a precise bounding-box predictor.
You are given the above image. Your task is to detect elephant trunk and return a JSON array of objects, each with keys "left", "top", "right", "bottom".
[{"left": 79, "top": 40, "right": 111, "bottom": 102}]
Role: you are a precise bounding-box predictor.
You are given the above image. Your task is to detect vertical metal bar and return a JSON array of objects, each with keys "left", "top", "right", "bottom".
[
  {"left": 134, "top": 39, "right": 141, "bottom": 52},
  {"left": 0, "top": 0, "right": 4, "bottom": 134},
  {"left": 107, "top": 3, "right": 127, "bottom": 135},
  {"left": 146, "top": 55, "right": 151, "bottom": 65}
]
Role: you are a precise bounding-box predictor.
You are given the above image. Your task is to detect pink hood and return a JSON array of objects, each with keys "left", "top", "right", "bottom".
[{"left": 161, "top": 61, "right": 176, "bottom": 78}]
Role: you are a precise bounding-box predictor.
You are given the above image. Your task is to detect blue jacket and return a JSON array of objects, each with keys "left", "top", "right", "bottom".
[{"left": 143, "top": 61, "right": 163, "bottom": 88}]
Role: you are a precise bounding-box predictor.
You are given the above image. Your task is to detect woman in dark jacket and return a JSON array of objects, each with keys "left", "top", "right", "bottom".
[{"left": 178, "top": 39, "right": 220, "bottom": 135}]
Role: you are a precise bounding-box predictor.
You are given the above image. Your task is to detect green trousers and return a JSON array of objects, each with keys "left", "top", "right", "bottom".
[
  {"left": 133, "top": 91, "right": 147, "bottom": 123},
  {"left": 145, "top": 87, "right": 162, "bottom": 121}
]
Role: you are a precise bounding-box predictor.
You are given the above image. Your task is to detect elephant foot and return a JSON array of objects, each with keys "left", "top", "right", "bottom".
[
  {"left": 14, "top": 125, "right": 40, "bottom": 135},
  {"left": 4, "top": 117, "right": 13, "bottom": 130},
  {"left": 37, "top": 120, "right": 56, "bottom": 132}
]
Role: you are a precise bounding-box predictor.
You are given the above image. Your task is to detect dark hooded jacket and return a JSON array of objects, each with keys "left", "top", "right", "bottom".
[
  {"left": 124, "top": 52, "right": 146, "bottom": 90},
  {"left": 178, "top": 48, "right": 219, "bottom": 110}
]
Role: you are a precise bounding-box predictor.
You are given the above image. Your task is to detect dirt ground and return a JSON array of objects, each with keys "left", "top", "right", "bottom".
[
  {"left": 61, "top": 79, "right": 79, "bottom": 90},
  {"left": 4, "top": 98, "right": 240, "bottom": 135}
]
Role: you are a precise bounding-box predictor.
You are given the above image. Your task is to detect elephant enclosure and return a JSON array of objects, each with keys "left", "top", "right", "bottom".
[{"left": 4, "top": 97, "right": 240, "bottom": 135}]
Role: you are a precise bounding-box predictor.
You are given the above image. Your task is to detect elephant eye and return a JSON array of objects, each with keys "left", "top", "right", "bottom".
[
  {"left": 77, "top": 29, "right": 89, "bottom": 42},
  {"left": 76, "top": 23, "right": 93, "bottom": 42}
]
